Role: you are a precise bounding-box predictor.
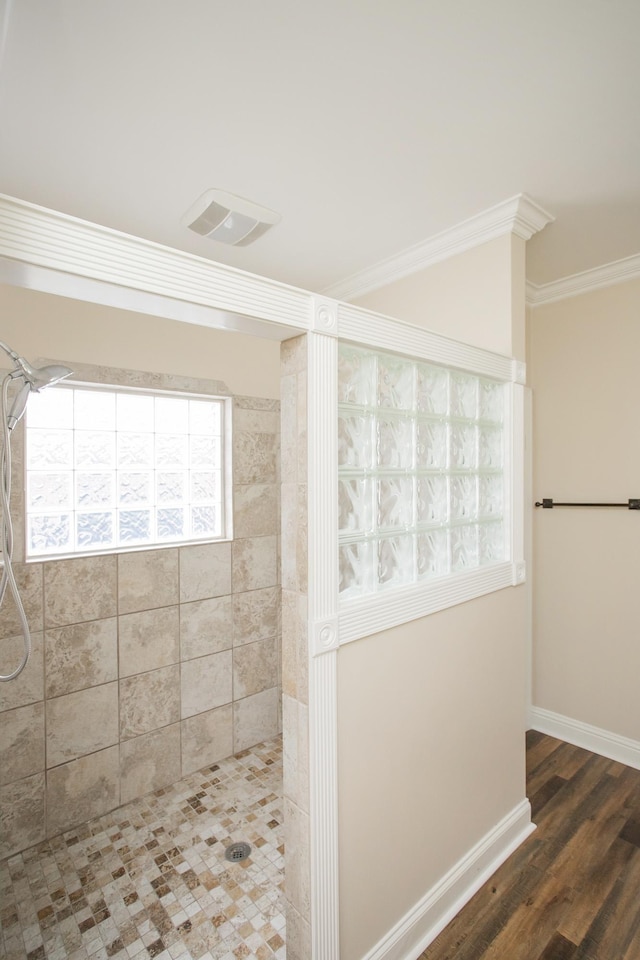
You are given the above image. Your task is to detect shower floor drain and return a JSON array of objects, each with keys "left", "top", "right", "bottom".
[{"left": 224, "top": 841, "right": 252, "bottom": 862}]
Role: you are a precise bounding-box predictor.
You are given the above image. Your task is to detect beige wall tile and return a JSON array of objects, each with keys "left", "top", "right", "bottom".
[
  {"left": 233, "top": 432, "right": 278, "bottom": 484},
  {"left": 119, "top": 665, "right": 180, "bottom": 740},
  {"left": 281, "top": 484, "right": 298, "bottom": 591},
  {"left": 181, "top": 704, "right": 233, "bottom": 776},
  {"left": 118, "top": 606, "right": 179, "bottom": 677},
  {"left": 45, "top": 618, "right": 117, "bottom": 698},
  {"left": 0, "top": 563, "right": 43, "bottom": 638},
  {"left": 233, "top": 483, "right": 278, "bottom": 538},
  {"left": 179, "top": 542, "right": 231, "bottom": 603},
  {"left": 233, "top": 638, "right": 278, "bottom": 700},
  {"left": 283, "top": 797, "right": 311, "bottom": 921},
  {"left": 233, "top": 407, "right": 280, "bottom": 434},
  {"left": 120, "top": 723, "right": 181, "bottom": 804},
  {"left": 44, "top": 555, "right": 117, "bottom": 627},
  {"left": 296, "top": 370, "right": 307, "bottom": 483},
  {"left": 232, "top": 586, "right": 280, "bottom": 648},
  {"left": 0, "top": 773, "right": 45, "bottom": 860},
  {"left": 280, "top": 374, "right": 296, "bottom": 482},
  {"left": 0, "top": 631, "right": 44, "bottom": 712},
  {"left": 180, "top": 596, "right": 232, "bottom": 661},
  {"left": 0, "top": 702, "right": 45, "bottom": 786},
  {"left": 280, "top": 335, "right": 307, "bottom": 376},
  {"left": 180, "top": 651, "right": 232, "bottom": 719},
  {"left": 46, "top": 746, "right": 119, "bottom": 837},
  {"left": 233, "top": 686, "right": 280, "bottom": 753},
  {"left": 232, "top": 536, "right": 278, "bottom": 593},
  {"left": 118, "top": 548, "right": 179, "bottom": 615},
  {"left": 46, "top": 683, "right": 119, "bottom": 767}
]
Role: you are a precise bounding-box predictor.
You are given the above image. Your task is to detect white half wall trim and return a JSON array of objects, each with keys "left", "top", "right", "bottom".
[
  {"left": 530, "top": 707, "right": 640, "bottom": 770},
  {"left": 360, "top": 801, "right": 535, "bottom": 960}
]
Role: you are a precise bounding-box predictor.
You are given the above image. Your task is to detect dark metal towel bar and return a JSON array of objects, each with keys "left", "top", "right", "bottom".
[{"left": 535, "top": 498, "right": 640, "bottom": 510}]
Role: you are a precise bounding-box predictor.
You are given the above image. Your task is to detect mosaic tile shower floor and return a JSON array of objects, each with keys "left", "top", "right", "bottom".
[{"left": 0, "top": 738, "right": 284, "bottom": 960}]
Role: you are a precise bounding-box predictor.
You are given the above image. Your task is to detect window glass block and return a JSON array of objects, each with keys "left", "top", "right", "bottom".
[
  {"left": 157, "top": 471, "right": 187, "bottom": 503},
  {"left": 478, "top": 427, "right": 503, "bottom": 468},
  {"left": 450, "top": 475, "right": 477, "bottom": 521},
  {"left": 450, "top": 373, "right": 478, "bottom": 419},
  {"left": 339, "top": 540, "right": 373, "bottom": 599},
  {"left": 377, "top": 477, "right": 414, "bottom": 532},
  {"left": 74, "top": 390, "right": 115, "bottom": 431},
  {"left": 338, "top": 346, "right": 375, "bottom": 406},
  {"left": 479, "top": 380, "right": 504, "bottom": 423},
  {"left": 451, "top": 525, "right": 479, "bottom": 571},
  {"left": 27, "top": 429, "right": 73, "bottom": 469},
  {"left": 191, "top": 471, "right": 218, "bottom": 502},
  {"left": 118, "top": 471, "right": 152, "bottom": 505},
  {"left": 117, "top": 393, "right": 154, "bottom": 432},
  {"left": 416, "top": 529, "right": 450, "bottom": 579},
  {"left": 191, "top": 506, "right": 218, "bottom": 537},
  {"left": 117, "top": 432, "right": 153, "bottom": 467},
  {"left": 416, "top": 364, "right": 448, "bottom": 416},
  {"left": 28, "top": 514, "right": 72, "bottom": 554},
  {"left": 190, "top": 399, "right": 221, "bottom": 435},
  {"left": 27, "top": 388, "right": 73, "bottom": 429},
  {"left": 377, "top": 535, "right": 414, "bottom": 589},
  {"left": 339, "top": 479, "right": 373, "bottom": 536},
  {"left": 479, "top": 475, "right": 503, "bottom": 518},
  {"left": 450, "top": 423, "right": 478, "bottom": 470},
  {"left": 416, "top": 475, "right": 449, "bottom": 525},
  {"left": 377, "top": 354, "right": 415, "bottom": 411},
  {"left": 156, "top": 396, "right": 188, "bottom": 433},
  {"left": 77, "top": 511, "right": 114, "bottom": 549},
  {"left": 77, "top": 472, "right": 113, "bottom": 508},
  {"left": 28, "top": 472, "right": 72, "bottom": 510},
  {"left": 190, "top": 435, "right": 220, "bottom": 468},
  {"left": 119, "top": 509, "right": 152, "bottom": 543},
  {"left": 479, "top": 521, "right": 505, "bottom": 564},
  {"left": 416, "top": 419, "right": 448, "bottom": 469},
  {"left": 158, "top": 507, "right": 186, "bottom": 540},
  {"left": 76, "top": 431, "right": 115, "bottom": 468},
  {"left": 156, "top": 433, "right": 188, "bottom": 467},
  {"left": 376, "top": 415, "right": 413, "bottom": 469},
  {"left": 338, "top": 413, "right": 373, "bottom": 469}
]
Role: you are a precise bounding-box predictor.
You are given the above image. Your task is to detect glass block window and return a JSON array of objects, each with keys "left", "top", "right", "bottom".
[
  {"left": 25, "top": 384, "right": 227, "bottom": 558},
  {"left": 338, "top": 344, "right": 506, "bottom": 600}
]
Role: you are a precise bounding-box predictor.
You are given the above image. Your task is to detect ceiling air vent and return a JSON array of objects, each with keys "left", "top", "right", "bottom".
[{"left": 182, "top": 189, "right": 281, "bottom": 246}]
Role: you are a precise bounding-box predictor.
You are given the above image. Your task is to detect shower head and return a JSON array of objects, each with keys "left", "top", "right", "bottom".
[{"left": 0, "top": 341, "right": 73, "bottom": 430}]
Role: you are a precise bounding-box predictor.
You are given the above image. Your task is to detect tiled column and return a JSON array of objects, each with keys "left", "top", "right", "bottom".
[{"left": 280, "top": 336, "right": 311, "bottom": 959}]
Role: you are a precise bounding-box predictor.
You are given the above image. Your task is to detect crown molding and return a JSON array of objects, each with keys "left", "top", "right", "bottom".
[
  {"left": 323, "top": 194, "right": 554, "bottom": 302},
  {"left": 526, "top": 252, "right": 640, "bottom": 308}
]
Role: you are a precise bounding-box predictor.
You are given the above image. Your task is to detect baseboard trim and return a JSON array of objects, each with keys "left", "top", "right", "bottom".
[
  {"left": 361, "top": 800, "right": 535, "bottom": 960},
  {"left": 530, "top": 706, "right": 640, "bottom": 771}
]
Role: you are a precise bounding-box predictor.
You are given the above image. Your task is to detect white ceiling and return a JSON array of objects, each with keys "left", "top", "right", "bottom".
[{"left": 1, "top": 0, "right": 639, "bottom": 295}]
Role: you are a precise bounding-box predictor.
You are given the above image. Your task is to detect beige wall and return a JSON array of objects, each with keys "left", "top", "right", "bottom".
[
  {"left": 340, "top": 237, "right": 528, "bottom": 960},
  {"left": 0, "top": 284, "right": 281, "bottom": 398},
  {"left": 355, "top": 234, "right": 526, "bottom": 360},
  {"left": 528, "top": 277, "right": 640, "bottom": 740}
]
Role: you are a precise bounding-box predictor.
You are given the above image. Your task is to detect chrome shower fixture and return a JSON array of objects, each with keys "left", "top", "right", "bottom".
[{"left": 0, "top": 341, "right": 73, "bottom": 682}]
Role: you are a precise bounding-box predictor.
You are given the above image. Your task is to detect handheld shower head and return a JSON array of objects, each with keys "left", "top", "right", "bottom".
[{"left": 0, "top": 341, "right": 73, "bottom": 430}]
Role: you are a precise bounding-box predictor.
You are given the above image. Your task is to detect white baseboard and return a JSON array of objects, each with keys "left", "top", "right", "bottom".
[
  {"left": 361, "top": 800, "right": 535, "bottom": 960},
  {"left": 530, "top": 706, "right": 640, "bottom": 771}
]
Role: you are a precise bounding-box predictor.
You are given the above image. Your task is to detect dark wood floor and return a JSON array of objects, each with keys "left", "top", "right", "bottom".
[{"left": 418, "top": 730, "right": 640, "bottom": 960}]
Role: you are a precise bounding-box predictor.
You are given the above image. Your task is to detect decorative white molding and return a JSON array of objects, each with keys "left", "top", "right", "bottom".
[
  {"left": 513, "top": 562, "right": 526, "bottom": 585},
  {"left": 306, "top": 332, "right": 340, "bottom": 958},
  {"left": 509, "top": 383, "right": 525, "bottom": 583},
  {"left": 324, "top": 193, "right": 554, "bottom": 302},
  {"left": 339, "top": 563, "right": 514, "bottom": 645},
  {"left": 338, "top": 303, "right": 514, "bottom": 382},
  {"left": 0, "top": 193, "right": 311, "bottom": 335},
  {"left": 310, "top": 618, "right": 340, "bottom": 656},
  {"left": 526, "top": 252, "right": 640, "bottom": 308},
  {"left": 360, "top": 800, "right": 535, "bottom": 960},
  {"left": 512, "top": 360, "right": 526, "bottom": 385},
  {"left": 311, "top": 295, "right": 339, "bottom": 336},
  {"left": 529, "top": 707, "right": 640, "bottom": 771}
]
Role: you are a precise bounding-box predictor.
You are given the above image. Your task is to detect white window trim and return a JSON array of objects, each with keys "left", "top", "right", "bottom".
[{"left": 336, "top": 302, "right": 526, "bottom": 645}]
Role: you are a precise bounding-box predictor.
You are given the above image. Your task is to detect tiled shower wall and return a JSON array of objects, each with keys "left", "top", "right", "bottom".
[{"left": 0, "top": 383, "right": 281, "bottom": 861}]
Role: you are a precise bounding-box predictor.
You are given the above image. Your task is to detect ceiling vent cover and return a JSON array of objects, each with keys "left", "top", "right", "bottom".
[{"left": 182, "top": 189, "right": 281, "bottom": 246}]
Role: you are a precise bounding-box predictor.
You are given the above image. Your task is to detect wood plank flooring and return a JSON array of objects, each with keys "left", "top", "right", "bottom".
[{"left": 418, "top": 731, "right": 640, "bottom": 960}]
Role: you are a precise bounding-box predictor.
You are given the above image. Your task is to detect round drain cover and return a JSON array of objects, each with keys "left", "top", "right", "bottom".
[{"left": 224, "top": 841, "right": 252, "bottom": 862}]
